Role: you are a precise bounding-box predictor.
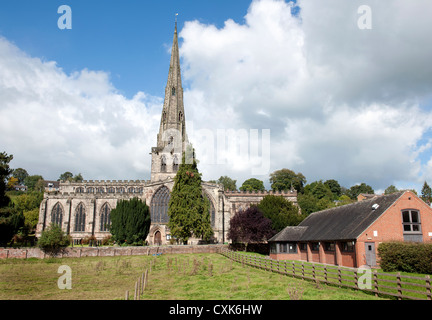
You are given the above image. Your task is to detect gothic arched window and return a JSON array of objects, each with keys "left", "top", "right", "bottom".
[
  {"left": 173, "top": 155, "right": 179, "bottom": 172},
  {"left": 172, "top": 87, "right": 176, "bottom": 96},
  {"left": 205, "top": 194, "right": 216, "bottom": 228},
  {"left": 51, "top": 202, "right": 63, "bottom": 226},
  {"left": 100, "top": 203, "right": 111, "bottom": 232},
  {"left": 74, "top": 203, "right": 86, "bottom": 232},
  {"left": 179, "top": 111, "right": 183, "bottom": 122},
  {"left": 151, "top": 186, "right": 170, "bottom": 223},
  {"left": 161, "top": 156, "right": 167, "bottom": 173}
]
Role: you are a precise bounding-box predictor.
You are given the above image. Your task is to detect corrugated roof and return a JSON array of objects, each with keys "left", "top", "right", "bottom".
[{"left": 269, "top": 191, "right": 404, "bottom": 242}]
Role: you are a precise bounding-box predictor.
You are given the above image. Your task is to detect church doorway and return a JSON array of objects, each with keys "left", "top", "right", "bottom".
[{"left": 154, "top": 231, "right": 162, "bottom": 246}]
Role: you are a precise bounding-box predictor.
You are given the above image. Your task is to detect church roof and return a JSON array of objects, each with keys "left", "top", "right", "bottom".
[{"left": 269, "top": 191, "right": 405, "bottom": 242}]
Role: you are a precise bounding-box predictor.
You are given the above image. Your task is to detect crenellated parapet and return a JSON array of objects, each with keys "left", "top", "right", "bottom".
[{"left": 224, "top": 189, "right": 297, "bottom": 197}]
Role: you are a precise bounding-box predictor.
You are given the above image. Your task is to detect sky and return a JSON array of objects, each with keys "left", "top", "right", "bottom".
[{"left": 1, "top": 0, "right": 432, "bottom": 194}]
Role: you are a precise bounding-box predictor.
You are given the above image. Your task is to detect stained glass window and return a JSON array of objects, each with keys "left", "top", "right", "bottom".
[{"left": 151, "top": 187, "right": 170, "bottom": 223}]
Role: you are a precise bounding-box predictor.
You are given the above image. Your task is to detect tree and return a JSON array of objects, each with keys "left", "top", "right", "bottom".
[
  {"left": 257, "top": 195, "right": 303, "bottom": 233},
  {"left": 385, "top": 185, "right": 399, "bottom": 195},
  {"left": 73, "top": 173, "right": 83, "bottom": 182},
  {"left": 215, "top": 176, "right": 237, "bottom": 191},
  {"left": 168, "top": 153, "right": 213, "bottom": 244},
  {"left": 227, "top": 206, "right": 274, "bottom": 252},
  {"left": 37, "top": 224, "right": 71, "bottom": 257},
  {"left": 12, "top": 168, "right": 29, "bottom": 185},
  {"left": 58, "top": 172, "right": 73, "bottom": 182},
  {"left": 24, "top": 175, "right": 44, "bottom": 191},
  {"left": 239, "top": 178, "right": 265, "bottom": 192},
  {"left": 0, "top": 207, "right": 24, "bottom": 246},
  {"left": 270, "top": 169, "right": 306, "bottom": 193},
  {"left": 421, "top": 182, "right": 432, "bottom": 204},
  {"left": 324, "top": 179, "right": 342, "bottom": 198},
  {"left": 347, "top": 183, "right": 374, "bottom": 200},
  {"left": 0, "top": 152, "right": 13, "bottom": 208},
  {"left": 110, "top": 198, "right": 151, "bottom": 245}
]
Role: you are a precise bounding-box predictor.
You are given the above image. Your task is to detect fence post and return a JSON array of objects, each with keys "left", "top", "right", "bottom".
[
  {"left": 324, "top": 266, "right": 327, "bottom": 284},
  {"left": 301, "top": 262, "right": 304, "bottom": 280},
  {"left": 312, "top": 264, "right": 316, "bottom": 283},
  {"left": 373, "top": 270, "right": 379, "bottom": 297},
  {"left": 134, "top": 281, "right": 138, "bottom": 300},
  {"left": 338, "top": 267, "right": 342, "bottom": 287},
  {"left": 397, "top": 272, "right": 402, "bottom": 300},
  {"left": 354, "top": 269, "right": 358, "bottom": 289},
  {"left": 426, "top": 275, "right": 431, "bottom": 300},
  {"left": 125, "top": 290, "right": 129, "bottom": 300},
  {"left": 292, "top": 261, "right": 295, "bottom": 278}
]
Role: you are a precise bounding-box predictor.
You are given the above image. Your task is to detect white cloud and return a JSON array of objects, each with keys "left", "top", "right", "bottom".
[
  {"left": 0, "top": 36, "right": 161, "bottom": 181},
  {"left": 1, "top": 0, "right": 432, "bottom": 194},
  {"left": 180, "top": 0, "right": 432, "bottom": 191}
]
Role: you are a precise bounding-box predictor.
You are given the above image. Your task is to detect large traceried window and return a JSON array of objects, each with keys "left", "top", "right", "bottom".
[
  {"left": 74, "top": 203, "right": 86, "bottom": 232},
  {"left": 51, "top": 202, "right": 63, "bottom": 226},
  {"left": 151, "top": 187, "right": 170, "bottom": 223},
  {"left": 100, "top": 203, "right": 111, "bottom": 232},
  {"left": 204, "top": 193, "right": 216, "bottom": 228}
]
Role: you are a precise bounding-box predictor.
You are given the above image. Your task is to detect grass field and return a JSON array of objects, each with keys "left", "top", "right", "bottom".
[{"left": 0, "top": 253, "right": 386, "bottom": 300}]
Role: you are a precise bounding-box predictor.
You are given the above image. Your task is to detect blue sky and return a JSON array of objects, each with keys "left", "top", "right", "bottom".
[
  {"left": 0, "top": 0, "right": 253, "bottom": 98},
  {"left": 1, "top": 0, "right": 432, "bottom": 194}
]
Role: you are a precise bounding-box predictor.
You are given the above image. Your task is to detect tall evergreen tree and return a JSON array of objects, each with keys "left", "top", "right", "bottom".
[
  {"left": 168, "top": 152, "right": 213, "bottom": 244},
  {"left": 421, "top": 181, "right": 432, "bottom": 204},
  {"left": 110, "top": 198, "right": 151, "bottom": 245}
]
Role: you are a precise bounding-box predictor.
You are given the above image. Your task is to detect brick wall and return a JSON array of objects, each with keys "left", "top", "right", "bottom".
[{"left": 0, "top": 244, "right": 227, "bottom": 260}]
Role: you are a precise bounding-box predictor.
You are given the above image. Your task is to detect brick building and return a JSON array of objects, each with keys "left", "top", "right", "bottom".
[{"left": 269, "top": 191, "right": 432, "bottom": 268}]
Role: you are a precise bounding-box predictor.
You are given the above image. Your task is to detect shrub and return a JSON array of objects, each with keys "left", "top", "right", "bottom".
[
  {"left": 37, "top": 224, "right": 71, "bottom": 257},
  {"left": 110, "top": 198, "right": 151, "bottom": 246},
  {"left": 378, "top": 241, "right": 432, "bottom": 274}
]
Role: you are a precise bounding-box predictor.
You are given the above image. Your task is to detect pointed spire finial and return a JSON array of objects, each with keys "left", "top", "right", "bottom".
[{"left": 175, "top": 13, "right": 179, "bottom": 30}]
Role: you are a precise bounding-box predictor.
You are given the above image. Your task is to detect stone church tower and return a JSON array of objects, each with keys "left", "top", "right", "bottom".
[
  {"left": 36, "top": 22, "right": 298, "bottom": 246},
  {"left": 151, "top": 22, "right": 189, "bottom": 182}
]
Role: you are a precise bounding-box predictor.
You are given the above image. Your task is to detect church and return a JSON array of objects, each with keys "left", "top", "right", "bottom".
[{"left": 36, "top": 23, "right": 298, "bottom": 245}]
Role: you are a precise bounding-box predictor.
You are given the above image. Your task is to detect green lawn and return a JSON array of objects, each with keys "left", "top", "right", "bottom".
[{"left": 0, "top": 253, "right": 386, "bottom": 300}]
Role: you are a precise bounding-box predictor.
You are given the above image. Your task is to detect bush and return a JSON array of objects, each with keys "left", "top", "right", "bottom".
[
  {"left": 378, "top": 241, "right": 432, "bottom": 274},
  {"left": 37, "top": 224, "right": 71, "bottom": 257},
  {"left": 110, "top": 198, "right": 151, "bottom": 246}
]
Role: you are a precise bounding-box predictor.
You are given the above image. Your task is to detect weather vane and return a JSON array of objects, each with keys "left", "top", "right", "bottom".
[{"left": 175, "top": 13, "right": 179, "bottom": 23}]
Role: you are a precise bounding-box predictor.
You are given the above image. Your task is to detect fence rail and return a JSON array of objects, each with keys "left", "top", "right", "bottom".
[{"left": 220, "top": 249, "right": 432, "bottom": 301}]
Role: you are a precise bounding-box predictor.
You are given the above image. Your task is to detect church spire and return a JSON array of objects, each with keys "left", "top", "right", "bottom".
[{"left": 151, "top": 19, "right": 188, "bottom": 182}]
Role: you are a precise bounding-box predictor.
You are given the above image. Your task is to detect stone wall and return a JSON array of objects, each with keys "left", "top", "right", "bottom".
[{"left": 0, "top": 244, "right": 227, "bottom": 260}]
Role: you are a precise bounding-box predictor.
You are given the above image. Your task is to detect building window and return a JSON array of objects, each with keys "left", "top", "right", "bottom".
[
  {"left": 324, "top": 242, "right": 335, "bottom": 252},
  {"left": 87, "top": 187, "right": 94, "bottom": 194},
  {"left": 96, "top": 187, "right": 105, "bottom": 193},
  {"left": 74, "top": 203, "right": 86, "bottom": 232},
  {"left": 151, "top": 186, "right": 170, "bottom": 223},
  {"left": 51, "top": 203, "right": 63, "bottom": 226},
  {"left": 299, "top": 243, "right": 307, "bottom": 251},
  {"left": 341, "top": 241, "right": 355, "bottom": 252},
  {"left": 172, "top": 87, "right": 176, "bottom": 96},
  {"left": 76, "top": 187, "right": 84, "bottom": 193},
  {"left": 100, "top": 203, "right": 111, "bottom": 232},
  {"left": 402, "top": 210, "right": 421, "bottom": 233},
  {"left": 310, "top": 242, "right": 320, "bottom": 251},
  {"left": 173, "top": 155, "right": 179, "bottom": 172},
  {"left": 205, "top": 194, "right": 216, "bottom": 228},
  {"left": 128, "top": 187, "right": 135, "bottom": 193},
  {"left": 280, "top": 243, "right": 288, "bottom": 253},
  {"left": 270, "top": 243, "right": 277, "bottom": 254},
  {"left": 161, "top": 156, "right": 167, "bottom": 173},
  {"left": 107, "top": 187, "right": 115, "bottom": 194},
  {"left": 117, "top": 187, "right": 125, "bottom": 194}
]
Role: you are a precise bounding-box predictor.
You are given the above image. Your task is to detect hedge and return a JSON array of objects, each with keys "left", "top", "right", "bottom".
[{"left": 377, "top": 241, "right": 432, "bottom": 274}]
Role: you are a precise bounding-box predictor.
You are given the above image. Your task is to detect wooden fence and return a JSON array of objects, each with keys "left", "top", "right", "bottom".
[{"left": 221, "top": 249, "right": 432, "bottom": 301}]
